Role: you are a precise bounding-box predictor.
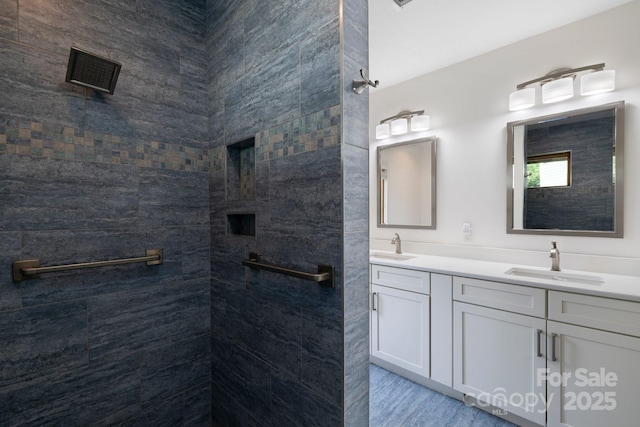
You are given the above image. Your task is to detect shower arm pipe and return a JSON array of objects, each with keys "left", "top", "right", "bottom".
[
  {"left": 12, "top": 249, "right": 163, "bottom": 282},
  {"left": 242, "top": 252, "right": 335, "bottom": 288}
]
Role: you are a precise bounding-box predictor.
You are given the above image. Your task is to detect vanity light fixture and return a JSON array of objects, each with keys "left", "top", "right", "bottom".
[
  {"left": 542, "top": 77, "right": 574, "bottom": 104},
  {"left": 375, "top": 110, "right": 430, "bottom": 139},
  {"left": 508, "top": 63, "right": 615, "bottom": 111}
]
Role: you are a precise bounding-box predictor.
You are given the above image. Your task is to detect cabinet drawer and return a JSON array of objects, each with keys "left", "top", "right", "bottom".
[
  {"left": 371, "top": 264, "right": 430, "bottom": 294},
  {"left": 453, "top": 276, "right": 545, "bottom": 317},
  {"left": 549, "top": 291, "right": 640, "bottom": 337}
]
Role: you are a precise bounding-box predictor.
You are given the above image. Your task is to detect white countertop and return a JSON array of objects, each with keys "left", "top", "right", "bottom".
[{"left": 370, "top": 250, "right": 640, "bottom": 303}]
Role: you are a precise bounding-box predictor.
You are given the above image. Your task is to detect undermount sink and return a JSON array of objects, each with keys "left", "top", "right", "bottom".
[
  {"left": 370, "top": 252, "right": 416, "bottom": 261},
  {"left": 505, "top": 267, "right": 604, "bottom": 286}
]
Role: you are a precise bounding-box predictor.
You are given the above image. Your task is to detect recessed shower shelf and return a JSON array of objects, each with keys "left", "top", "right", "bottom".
[{"left": 227, "top": 213, "right": 255, "bottom": 236}]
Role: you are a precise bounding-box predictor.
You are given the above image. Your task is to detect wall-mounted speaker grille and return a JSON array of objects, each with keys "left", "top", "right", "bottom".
[{"left": 65, "top": 47, "right": 121, "bottom": 94}]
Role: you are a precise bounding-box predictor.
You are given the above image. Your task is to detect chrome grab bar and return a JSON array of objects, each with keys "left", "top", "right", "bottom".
[
  {"left": 242, "top": 252, "right": 335, "bottom": 288},
  {"left": 12, "top": 249, "right": 163, "bottom": 282}
]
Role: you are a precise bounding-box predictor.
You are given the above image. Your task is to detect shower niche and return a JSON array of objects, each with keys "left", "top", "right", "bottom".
[
  {"left": 227, "top": 137, "right": 255, "bottom": 201},
  {"left": 226, "top": 137, "right": 256, "bottom": 236}
]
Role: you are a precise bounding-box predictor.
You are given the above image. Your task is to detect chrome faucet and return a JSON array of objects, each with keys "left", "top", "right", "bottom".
[
  {"left": 391, "top": 233, "right": 402, "bottom": 254},
  {"left": 550, "top": 241, "right": 560, "bottom": 271}
]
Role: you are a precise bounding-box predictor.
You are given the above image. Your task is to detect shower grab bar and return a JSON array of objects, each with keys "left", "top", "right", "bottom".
[
  {"left": 242, "top": 252, "right": 334, "bottom": 288},
  {"left": 12, "top": 249, "right": 163, "bottom": 282}
]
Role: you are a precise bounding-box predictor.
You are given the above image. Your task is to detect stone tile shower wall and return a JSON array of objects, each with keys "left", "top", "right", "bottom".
[
  {"left": 207, "top": 0, "right": 370, "bottom": 425},
  {"left": 0, "top": 1, "right": 211, "bottom": 425}
]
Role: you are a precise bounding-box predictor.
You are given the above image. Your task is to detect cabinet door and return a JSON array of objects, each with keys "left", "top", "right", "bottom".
[
  {"left": 453, "top": 302, "right": 546, "bottom": 425},
  {"left": 547, "top": 321, "right": 640, "bottom": 427},
  {"left": 371, "top": 284, "right": 430, "bottom": 377}
]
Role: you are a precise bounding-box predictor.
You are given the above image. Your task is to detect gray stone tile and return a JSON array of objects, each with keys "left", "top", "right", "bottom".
[
  {"left": 243, "top": 0, "right": 338, "bottom": 73},
  {"left": 343, "top": 0, "right": 369, "bottom": 69},
  {"left": 89, "top": 277, "right": 210, "bottom": 363},
  {"left": 344, "top": 231, "right": 369, "bottom": 319},
  {"left": 268, "top": 145, "right": 342, "bottom": 233},
  {"left": 211, "top": 335, "right": 272, "bottom": 422},
  {"left": 0, "top": 156, "right": 138, "bottom": 231},
  {"left": 0, "top": 231, "right": 21, "bottom": 311},
  {"left": 0, "top": 355, "right": 140, "bottom": 426},
  {"left": 344, "top": 311, "right": 369, "bottom": 408},
  {"left": 271, "top": 368, "right": 342, "bottom": 427},
  {"left": 119, "top": 394, "right": 184, "bottom": 427},
  {"left": 141, "top": 333, "right": 211, "bottom": 407},
  {"left": 183, "top": 382, "right": 212, "bottom": 427},
  {"left": 301, "top": 311, "right": 343, "bottom": 406},
  {"left": 0, "top": 300, "right": 87, "bottom": 387},
  {"left": 137, "top": 0, "right": 205, "bottom": 39},
  {"left": 139, "top": 168, "right": 209, "bottom": 227},
  {"left": 206, "top": 0, "right": 257, "bottom": 37},
  {"left": 211, "top": 383, "right": 263, "bottom": 427},
  {"left": 300, "top": 19, "right": 341, "bottom": 116},
  {"left": 223, "top": 45, "right": 300, "bottom": 142},
  {"left": 207, "top": 21, "right": 245, "bottom": 95},
  {"left": 210, "top": 279, "right": 246, "bottom": 343},
  {"left": 182, "top": 226, "right": 211, "bottom": 279},
  {"left": 343, "top": 144, "right": 369, "bottom": 232},
  {"left": 210, "top": 227, "right": 256, "bottom": 284},
  {"left": 0, "top": 0, "right": 17, "bottom": 41},
  {"left": 211, "top": 279, "right": 301, "bottom": 378},
  {"left": 343, "top": 56, "right": 370, "bottom": 150},
  {"left": 0, "top": 41, "right": 85, "bottom": 127},
  {"left": 345, "top": 387, "right": 369, "bottom": 427}
]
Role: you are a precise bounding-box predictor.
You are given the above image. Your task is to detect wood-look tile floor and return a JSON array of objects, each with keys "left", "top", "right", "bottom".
[{"left": 369, "top": 364, "right": 519, "bottom": 427}]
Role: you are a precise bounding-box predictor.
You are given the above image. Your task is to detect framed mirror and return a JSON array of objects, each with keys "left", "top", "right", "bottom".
[
  {"left": 378, "top": 137, "right": 436, "bottom": 229},
  {"left": 507, "top": 101, "right": 624, "bottom": 237}
]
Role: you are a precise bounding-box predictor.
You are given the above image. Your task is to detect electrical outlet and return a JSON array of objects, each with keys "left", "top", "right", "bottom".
[{"left": 462, "top": 223, "right": 472, "bottom": 242}]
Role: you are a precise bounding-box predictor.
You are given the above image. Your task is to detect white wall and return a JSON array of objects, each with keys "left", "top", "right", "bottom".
[{"left": 369, "top": 1, "right": 640, "bottom": 275}]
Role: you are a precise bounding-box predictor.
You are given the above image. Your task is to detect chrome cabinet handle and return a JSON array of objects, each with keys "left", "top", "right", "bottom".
[
  {"left": 551, "top": 333, "right": 558, "bottom": 361},
  {"left": 536, "top": 329, "right": 543, "bottom": 357},
  {"left": 372, "top": 292, "right": 377, "bottom": 311}
]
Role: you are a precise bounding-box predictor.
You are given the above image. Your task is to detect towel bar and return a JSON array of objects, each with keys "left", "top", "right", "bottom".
[
  {"left": 12, "top": 249, "right": 163, "bottom": 282},
  {"left": 242, "top": 252, "right": 334, "bottom": 288}
]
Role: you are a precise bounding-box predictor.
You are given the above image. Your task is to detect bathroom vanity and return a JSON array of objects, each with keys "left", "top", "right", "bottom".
[{"left": 370, "top": 252, "right": 640, "bottom": 427}]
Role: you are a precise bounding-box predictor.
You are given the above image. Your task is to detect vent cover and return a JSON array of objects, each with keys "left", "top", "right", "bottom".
[
  {"left": 65, "top": 47, "right": 121, "bottom": 94},
  {"left": 393, "top": 0, "right": 414, "bottom": 6}
]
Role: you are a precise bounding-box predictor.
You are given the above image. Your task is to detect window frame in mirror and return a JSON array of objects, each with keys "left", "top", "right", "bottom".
[
  {"left": 506, "top": 101, "right": 624, "bottom": 237},
  {"left": 377, "top": 136, "right": 437, "bottom": 229}
]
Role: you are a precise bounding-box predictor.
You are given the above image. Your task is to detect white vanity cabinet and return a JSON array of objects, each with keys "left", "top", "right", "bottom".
[
  {"left": 453, "top": 277, "right": 548, "bottom": 425},
  {"left": 368, "top": 256, "right": 640, "bottom": 427},
  {"left": 370, "top": 264, "right": 430, "bottom": 378},
  {"left": 545, "top": 291, "right": 640, "bottom": 427}
]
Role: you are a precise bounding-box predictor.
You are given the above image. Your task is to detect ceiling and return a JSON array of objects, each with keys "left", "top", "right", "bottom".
[{"left": 369, "top": 0, "right": 634, "bottom": 89}]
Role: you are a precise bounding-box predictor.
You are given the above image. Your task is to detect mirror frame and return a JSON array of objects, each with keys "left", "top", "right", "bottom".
[
  {"left": 377, "top": 136, "right": 437, "bottom": 229},
  {"left": 506, "top": 101, "right": 625, "bottom": 237}
]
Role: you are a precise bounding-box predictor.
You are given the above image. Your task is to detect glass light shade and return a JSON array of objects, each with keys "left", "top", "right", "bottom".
[
  {"left": 410, "top": 114, "right": 430, "bottom": 131},
  {"left": 390, "top": 118, "right": 408, "bottom": 135},
  {"left": 508, "top": 87, "right": 536, "bottom": 111},
  {"left": 375, "top": 123, "right": 391, "bottom": 139},
  {"left": 580, "top": 70, "right": 615, "bottom": 95},
  {"left": 542, "top": 77, "right": 574, "bottom": 104}
]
